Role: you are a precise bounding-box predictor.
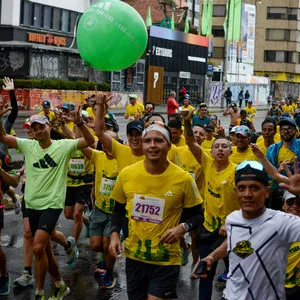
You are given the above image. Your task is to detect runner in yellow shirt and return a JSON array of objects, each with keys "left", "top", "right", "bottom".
[
  {"left": 82, "top": 130, "right": 119, "bottom": 289},
  {"left": 180, "top": 94, "right": 195, "bottom": 112},
  {"left": 124, "top": 94, "right": 144, "bottom": 120},
  {"left": 255, "top": 117, "right": 278, "bottom": 155},
  {"left": 183, "top": 110, "right": 239, "bottom": 299},
  {"left": 282, "top": 100, "right": 294, "bottom": 116},
  {"left": 230, "top": 126, "right": 259, "bottom": 164},
  {"left": 61, "top": 102, "right": 75, "bottom": 132},
  {"left": 168, "top": 119, "right": 186, "bottom": 147},
  {"left": 109, "top": 123, "right": 203, "bottom": 299},
  {"left": 201, "top": 125, "right": 215, "bottom": 149},
  {"left": 38, "top": 101, "right": 56, "bottom": 123},
  {"left": 244, "top": 100, "right": 256, "bottom": 122}
]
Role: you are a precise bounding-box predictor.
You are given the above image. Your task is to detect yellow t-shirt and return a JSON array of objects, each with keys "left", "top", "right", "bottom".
[
  {"left": 285, "top": 242, "right": 300, "bottom": 288},
  {"left": 180, "top": 105, "right": 195, "bottom": 112},
  {"left": 67, "top": 150, "right": 94, "bottom": 187},
  {"left": 66, "top": 121, "right": 75, "bottom": 133},
  {"left": 255, "top": 140, "right": 268, "bottom": 156},
  {"left": 86, "top": 107, "right": 96, "bottom": 119},
  {"left": 172, "top": 135, "right": 186, "bottom": 147},
  {"left": 111, "top": 138, "right": 145, "bottom": 171},
  {"left": 256, "top": 134, "right": 281, "bottom": 145},
  {"left": 202, "top": 137, "right": 216, "bottom": 149},
  {"left": 244, "top": 106, "right": 256, "bottom": 122},
  {"left": 277, "top": 145, "right": 296, "bottom": 165},
  {"left": 173, "top": 145, "right": 205, "bottom": 199},
  {"left": 125, "top": 103, "right": 144, "bottom": 118},
  {"left": 39, "top": 111, "right": 56, "bottom": 123},
  {"left": 111, "top": 160, "right": 202, "bottom": 266},
  {"left": 201, "top": 152, "right": 239, "bottom": 232},
  {"left": 230, "top": 146, "right": 259, "bottom": 164},
  {"left": 90, "top": 150, "right": 118, "bottom": 213},
  {"left": 282, "top": 105, "right": 294, "bottom": 114}
]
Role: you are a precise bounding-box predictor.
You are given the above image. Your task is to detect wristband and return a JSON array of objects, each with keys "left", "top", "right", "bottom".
[{"left": 76, "top": 121, "right": 84, "bottom": 127}]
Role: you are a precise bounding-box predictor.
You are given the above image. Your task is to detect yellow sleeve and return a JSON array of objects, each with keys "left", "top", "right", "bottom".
[
  {"left": 110, "top": 169, "right": 127, "bottom": 204},
  {"left": 183, "top": 172, "right": 203, "bottom": 208},
  {"left": 200, "top": 150, "right": 213, "bottom": 173},
  {"left": 139, "top": 103, "right": 145, "bottom": 114}
]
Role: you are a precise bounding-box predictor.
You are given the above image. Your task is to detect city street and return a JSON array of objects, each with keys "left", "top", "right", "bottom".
[{"left": 2, "top": 106, "right": 269, "bottom": 300}]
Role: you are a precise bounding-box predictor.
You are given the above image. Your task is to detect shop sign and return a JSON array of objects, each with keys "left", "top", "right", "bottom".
[{"left": 28, "top": 32, "right": 67, "bottom": 47}]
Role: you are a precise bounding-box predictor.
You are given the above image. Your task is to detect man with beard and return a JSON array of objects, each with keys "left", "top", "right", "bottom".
[
  {"left": 266, "top": 118, "right": 300, "bottom": 210},
  {"left": 183, "top": 111, "right": 240, "bottom": 300},
  {"left": 230, "top": 126, "right": 258, "bottom": 164}
]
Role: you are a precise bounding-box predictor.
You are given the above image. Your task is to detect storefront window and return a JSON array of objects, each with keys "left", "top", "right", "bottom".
[
  {"left": 33, "top": 3, "right": 42, "bottom": 27},
  {"left": 52, "top": 8, "right": 61, "bottom": 31},
  {"left": 69, "top": 12, "right": 78, "bottom": 33},
  {"left": 43, "top": 6, "right": 52, "bottom": 29},
  {"left": 21, "top": 0, "right": 33, "bottom": 26},
  {"left": 61, "top": 10, "right": 69, "bottom": 33}
]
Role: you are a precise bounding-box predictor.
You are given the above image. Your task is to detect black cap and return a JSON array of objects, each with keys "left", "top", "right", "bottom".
[
  {"left": 278, "top": 118, "right": 297, "bottom": 128},
  {"left": 105, "top": 118, "right": 114, "bottom": 128},
  {"left": 126, "top": 120, "right": 144, "bottom": 134},
  {"left": 240, "top": 109, "right": 247, "bottom": 115},
  {"left": 205, "top": 124, "right": 214, "bottom": 132}
]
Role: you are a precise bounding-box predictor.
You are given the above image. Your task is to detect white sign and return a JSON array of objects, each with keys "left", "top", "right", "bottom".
[
  {"left": 155, "top": 47, "right": 173, "bottom": 58},
  {"left": 188, "top": 56, "right": 206, "bottom": 63},
  {"left": 179, "top": 71, "right": 191, "bottom": 79}
]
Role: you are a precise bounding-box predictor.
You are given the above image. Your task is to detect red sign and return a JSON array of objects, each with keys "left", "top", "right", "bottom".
[{"left": 28, "top": 32, "right": 67, "bottom": 47}]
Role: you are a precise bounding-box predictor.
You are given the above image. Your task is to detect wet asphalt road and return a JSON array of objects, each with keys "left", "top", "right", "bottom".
[{"left": 2, "top": 210, "right": 226, "bottom": 300}]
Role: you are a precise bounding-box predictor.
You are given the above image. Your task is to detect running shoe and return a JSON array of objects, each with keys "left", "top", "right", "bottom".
[
  {"left": 14, "top": 195, "right": 21, "bottom": 214},
  {"left": 100, "top": 272, "right": 116, "bottom": 289},
  {"left": 65, "top": 236, "right": 78, "bottom": 264},
  {"left": 181, "top": 242, "right": 191, "bottom": 266},
  {"left": 35, "top": 295, "right": 45, "bottom": 300},
  {"left": 94, "top": 268, "right": 106, "bottom": 286},
  {"left": 14, "top": 270, "right": 35, "bottom": 287},
  {"left": 217, "top": 271, "right": 228, "bottom": 282},
  {"left": 0, "top": 275, "right": 11, "bottom": 296},
  {"left": 48, "top": 283, "right": 70, "bottom": 299}
]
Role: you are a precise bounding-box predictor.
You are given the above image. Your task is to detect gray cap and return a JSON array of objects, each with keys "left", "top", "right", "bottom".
[{"left": 30, "top": 115, "right": 49, "bottom": 126}]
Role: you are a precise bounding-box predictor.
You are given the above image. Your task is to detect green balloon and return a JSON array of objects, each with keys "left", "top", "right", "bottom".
[{"left": 77, "top": 0, "right": 148, "bottom": 71}]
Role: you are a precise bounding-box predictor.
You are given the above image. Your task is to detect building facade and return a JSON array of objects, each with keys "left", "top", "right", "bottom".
[
  {"left": 0, "top": 0, "right": 106, "bottom": 82},
  {"left": 202, "top": 0, "right": 300, "bottom": 99}
]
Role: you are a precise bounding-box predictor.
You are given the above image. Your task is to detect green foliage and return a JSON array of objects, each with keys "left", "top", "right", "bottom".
[{"left": 0, "top": 78, "right": 110, "bottom": 91}]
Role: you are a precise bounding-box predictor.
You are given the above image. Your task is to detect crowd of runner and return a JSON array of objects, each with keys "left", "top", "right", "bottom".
[{"left": 0, "top": 81, "right": 299, "bottom": 300}]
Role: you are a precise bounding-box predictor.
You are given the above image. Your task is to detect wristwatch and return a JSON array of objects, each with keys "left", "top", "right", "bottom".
[{"left": 182, "top": 222, "right": 192, "bottom": 232}]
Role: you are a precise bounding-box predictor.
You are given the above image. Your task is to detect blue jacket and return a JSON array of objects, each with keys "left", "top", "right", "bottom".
[{"left": 266, "top": 138, "right": 300, "bottom": 189}]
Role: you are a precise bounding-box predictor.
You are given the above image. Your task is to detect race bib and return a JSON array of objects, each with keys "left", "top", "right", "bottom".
[
  {"left": 100, "top": 178, "right": 116, "bottom": 195},
  {"left": 131, "top": 194, "right": 165, "bottom": 224},
  {"left": 69, "top": 159, "right": 85, "bottom": 174}
]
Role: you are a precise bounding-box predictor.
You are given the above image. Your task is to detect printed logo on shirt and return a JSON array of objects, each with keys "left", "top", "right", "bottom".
[
  {"left": 165, "top": 191, "right": 173, "bottom": 196},
  {"left": 233, "top": 240, "right": 254, "bottom": 259},
  {"left": 33, "top": 154, "right": 58, "bottom": 169}
]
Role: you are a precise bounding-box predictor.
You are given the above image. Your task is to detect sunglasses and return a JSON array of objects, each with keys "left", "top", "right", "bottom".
[
  {"left": 236, "top": 160, "right": 264, "bottom": 172},
  {"left": 285, "top": 197, "right": 300, "bottom": 206}
]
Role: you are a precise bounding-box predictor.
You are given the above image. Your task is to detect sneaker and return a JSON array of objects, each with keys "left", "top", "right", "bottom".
[
  {"left": 181, "top": 242, "right": 191, "bottom": 266},
  {"left": 0, "top": 275, "right": 11, "bottom": 295},
  {"left": 14, "top": 270, "right": 35, "bottom": 287},
  {"left": 94, "top": 268, "right": 106, "bottom": 285},
  {"left": 35, "top": 295, "right": 45, "bottom": 300},
  {"left": 14, "top": 196, "right": 21, "bottom": 214},
  {"left": 100, "top": 272, "right": 116, "bottom": 289},
  {"left": 48, "top": 283, "right": 70, "bottom": 299},
  {"left": 217, "top": 271, "right": 228, "bottom": 282},
  {"left": 65, "top": 236, "right": 78, "bottom": 264}
]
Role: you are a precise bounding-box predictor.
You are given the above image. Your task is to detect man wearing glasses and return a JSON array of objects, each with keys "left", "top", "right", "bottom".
[
  {"left": 266, "top": 118, "right": 300, "bottom": 210},
  {"left": 197, "top": 161, "right": 300, "bottom": 300}
]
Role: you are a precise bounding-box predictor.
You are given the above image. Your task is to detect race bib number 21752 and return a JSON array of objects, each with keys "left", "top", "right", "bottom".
[{"left": 131, "top": 194, "right": 165, "bottom": 224}]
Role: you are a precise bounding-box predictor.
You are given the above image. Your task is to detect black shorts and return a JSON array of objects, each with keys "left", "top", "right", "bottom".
[
  {"left": 126, "top": 257, "right": 180, "bottom": 300},
  {"left": 21, "top": 197, "right": 29, "bottom": 219},
  {"left": 26, "top": 208, "right": 62, "bottom": 236},
  {"left": 65, "top": 185, "right": 92, "bottom": 206},
  {"left": 0, "top": 208, "right": 3, "bottom": 229}
]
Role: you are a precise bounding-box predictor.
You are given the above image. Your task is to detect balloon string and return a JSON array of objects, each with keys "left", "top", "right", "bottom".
[{"left": 68, "top": 0, "right": 86, "bottom": 49}]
